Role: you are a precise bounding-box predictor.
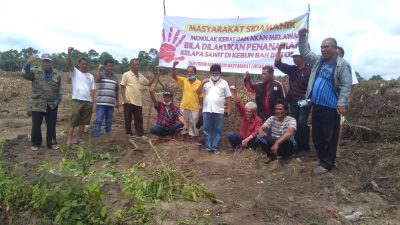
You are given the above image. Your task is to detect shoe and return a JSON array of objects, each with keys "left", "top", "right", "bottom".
[
  {"left": 208, "top": 149, "right": 220, "bottom": 154},
  {"left": 264, "top": 157, "right": 276, "bottom": 164},
  {"left": 197, "top": 138, "right": 204, "bottom": 146},
  {"left": 295, "top": 151, "right": 310, "bottom": 158},
  {"left": 50, "top": 144, "right": 59, "bottom": 150},
  {"left": 139, "top": 135, "right": 148, "bottom": 140},
  {"left": 72, "top": 139, "right": 85, "bottom": 144},
  {"left": 280, "top": 155, "right": 289, "bottom": 161},
  {"left": 313, "top": 166, "right": 329, "bottom": 174},
  {"left": 312, "top": 161, "right": 320, "bottom": 166},
  {"left": 31, "top": 146, "right": 39, "bottom": 151}
]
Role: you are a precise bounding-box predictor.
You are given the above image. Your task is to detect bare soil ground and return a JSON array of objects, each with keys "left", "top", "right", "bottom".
[{"left": 0, "top": 70, "right": 399, "bottom": 225}]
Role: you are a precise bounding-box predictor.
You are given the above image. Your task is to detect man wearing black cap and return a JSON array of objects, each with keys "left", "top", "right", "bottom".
[
  {"left": 149, "top": 86, "right": 187, "bottom": 141},
  {"left": 22, "top": 53, "right": 62, "bottom": 151}
]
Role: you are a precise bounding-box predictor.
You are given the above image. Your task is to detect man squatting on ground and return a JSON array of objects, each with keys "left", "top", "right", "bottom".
[
  {"left": 227, "top": 86, "right": 262, "bottom": 151},
  {"left": 258, "top": 99, "right": 297, "bottom": 160},
  {"left": 149, "top": 86, "right": 188, "bottom": 140}
]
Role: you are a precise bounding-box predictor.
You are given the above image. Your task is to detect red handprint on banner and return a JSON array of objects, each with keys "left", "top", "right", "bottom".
[{"left": 160, "top": 27, "right": 186, "bottom": 63}]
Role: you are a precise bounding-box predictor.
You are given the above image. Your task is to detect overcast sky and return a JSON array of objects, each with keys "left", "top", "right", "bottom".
[{"left": 1, "top": 0, "right": 399, "bottom": 80}]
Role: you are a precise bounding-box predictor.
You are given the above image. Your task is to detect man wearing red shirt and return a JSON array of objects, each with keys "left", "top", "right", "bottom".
[{"left": 227, "top": 86, "right": 262, "bottom": 150}]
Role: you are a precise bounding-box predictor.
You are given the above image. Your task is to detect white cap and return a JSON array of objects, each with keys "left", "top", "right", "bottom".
[
  {"left": 41, "top": 53, "right": 52, "bottom": 61},
  {"left": 290, "top": 50, "right": 301, "bottom": 57}
]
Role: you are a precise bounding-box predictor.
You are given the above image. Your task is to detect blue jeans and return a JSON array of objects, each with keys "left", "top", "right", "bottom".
[
  {"left": 203, "top": 112, "right": 224, "bottom": 151},
  {"left": 227, "top": 131, "right": 258, "bottom": 150},
  {"left": 93, "top": 105, "right": 114, "bottom": 137},
  {"left": 150, "top": 122, "right": 183, "bottom": 137},
  {"left": 290, "top": 104, "right": 310, "bottom": 152}
]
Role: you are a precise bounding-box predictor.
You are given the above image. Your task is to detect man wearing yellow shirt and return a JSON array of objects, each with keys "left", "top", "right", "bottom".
[
  {"left": 121, "top": 58, "right": 155, "bottom": 139},
  {"left": 171, "top": 61, "right": 203, "bottom": 140}
]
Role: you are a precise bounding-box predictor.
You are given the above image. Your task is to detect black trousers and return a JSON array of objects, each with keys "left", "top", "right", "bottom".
[
  {"left": 31, "top": 105, "right": 58, "bottom": 148},
  {"left": 123, "top": 103, "right": 144, "bottom": 136},
  {"left": 312, "top": 104, "right": 340, "bottom": 170},
  {"left": 259, "top": 138, "right": 296, "bottom": 160}
]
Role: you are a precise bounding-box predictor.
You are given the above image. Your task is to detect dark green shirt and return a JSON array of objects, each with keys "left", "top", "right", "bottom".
[{"left": 22, "top": 65, "right": 62, "bottom": 112}]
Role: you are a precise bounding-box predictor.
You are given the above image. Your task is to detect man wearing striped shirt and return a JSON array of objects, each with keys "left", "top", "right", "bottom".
[
  {"left": 258, "top": 99, "right": 297, "bottom": 160},
  {"left": 93, "top": 59, "right": 119, "bottom": 137},
  {"left": 298, "top": 28, "right": 352, "bottom": 174}
]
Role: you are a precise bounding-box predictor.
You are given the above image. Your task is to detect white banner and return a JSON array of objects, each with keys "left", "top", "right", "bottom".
[{"left": 159, "top": 13, "right": 308, "bottom": 74}]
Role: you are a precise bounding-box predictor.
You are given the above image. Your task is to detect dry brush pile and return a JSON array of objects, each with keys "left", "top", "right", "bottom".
[{"left": 344, "top": 79, "right": 400, "bottom": 142}]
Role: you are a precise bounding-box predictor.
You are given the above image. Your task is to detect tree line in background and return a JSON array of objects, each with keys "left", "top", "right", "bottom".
[
  {"left": 0, "top": 47, "right": 160, "bottom": 74},
  {"left": 0, "top": 47, "right": 396, "bottom": 81}
]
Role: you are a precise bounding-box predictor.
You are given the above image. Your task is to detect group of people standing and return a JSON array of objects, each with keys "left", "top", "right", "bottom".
[
  {"left": 22, "top": 28, "right": 356, "bottom": 174},
  {"left": 22, "top": 47, "right": 153, "bottom": 150}
]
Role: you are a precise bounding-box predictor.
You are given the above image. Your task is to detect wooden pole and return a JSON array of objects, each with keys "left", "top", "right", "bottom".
[
  {"left": 163, "top": 0, "right": 166, "bottom": 16},
  {"left": 232, "top": 16, "right": 240, "bottom": 129},
  {"left": 307, "top": 4, "right": 310, "bottom": 31},
  {"left": 145, "top": 0, "right": 166, "bottom": 132},
  {"left": 232, "top": 74, "right": 239, "bottom": 129},
  {"left": 146, "top": 70, "right": 161, "bottom": 132}
]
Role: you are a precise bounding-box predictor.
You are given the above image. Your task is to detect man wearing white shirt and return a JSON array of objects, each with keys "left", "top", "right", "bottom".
[
  {"left": 197, "top": 64, "right": 232, "bottom": 152},
  {"left": 336, "top": 46, "right": 359, "bottom": 152},
  {"left": 337, "top": 46, "right": 358, "bottom": 102},
  {"left": 67, "top": 47, "right": 96, "bottom": 145}
]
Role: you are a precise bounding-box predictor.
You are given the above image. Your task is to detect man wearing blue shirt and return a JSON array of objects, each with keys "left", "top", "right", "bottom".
[{"left": 298, "top": 28, "right": 352, "bottom": 174}]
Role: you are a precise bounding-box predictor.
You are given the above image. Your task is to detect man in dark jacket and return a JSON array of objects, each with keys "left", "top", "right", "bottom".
[{"left": 244, "top": 66, "right": 286, "bottom": 121}]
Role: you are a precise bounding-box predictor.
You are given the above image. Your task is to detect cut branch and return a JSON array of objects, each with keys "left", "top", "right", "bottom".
[{"left": 344, "top": 122, "right": 372, "bottom": 131}]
